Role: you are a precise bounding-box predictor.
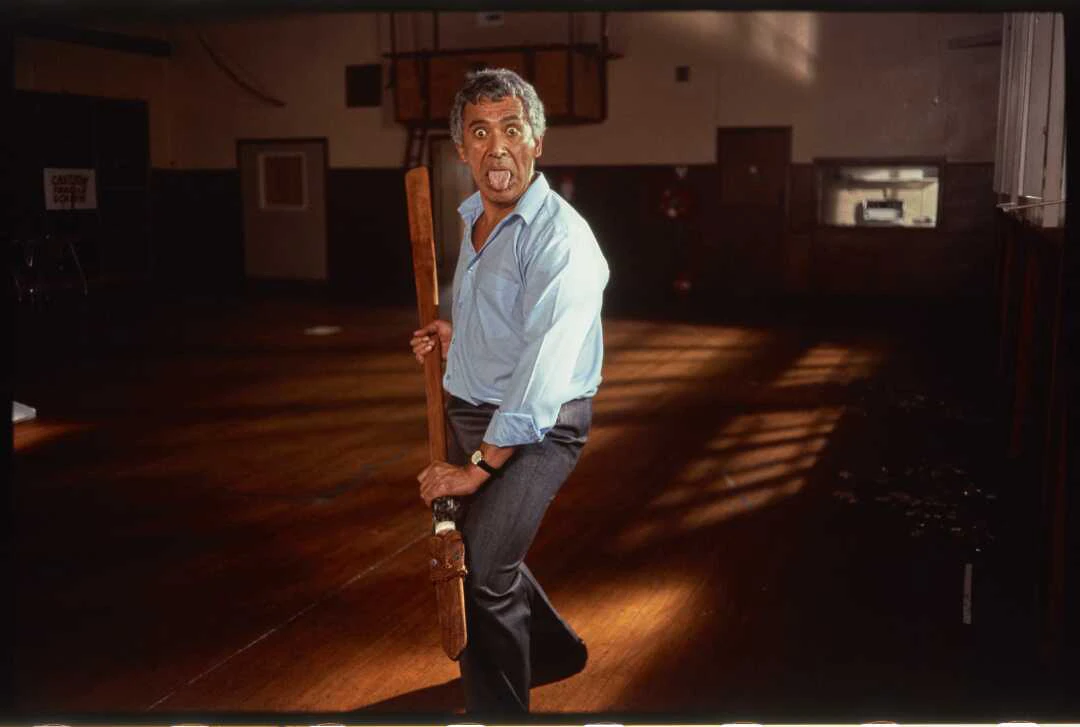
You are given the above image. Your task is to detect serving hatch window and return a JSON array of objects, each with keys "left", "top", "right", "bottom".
[{"left": 816, "top": 161, "right": 942, "bottom": 228}]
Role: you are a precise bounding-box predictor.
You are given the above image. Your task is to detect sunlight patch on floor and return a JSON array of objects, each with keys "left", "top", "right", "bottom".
[
  {"left": 611, "top": 407, "right": 844, "bottom": 550},
  {"left": 535, "top": 568, "right": 707, "bottom": 710},
  {"left": 596, "top": 325, "right": 770, "bottom": 417},
  {"left": 14, "top": 419, "right": 91, "bottom": 452},
  {"left": 770, "top": 343, "right": 881, "bottom": 388}
]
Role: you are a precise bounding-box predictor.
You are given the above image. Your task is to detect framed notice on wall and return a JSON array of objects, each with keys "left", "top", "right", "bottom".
[{"left": 43, "top": 168, "right": 98, "bottom": 210}]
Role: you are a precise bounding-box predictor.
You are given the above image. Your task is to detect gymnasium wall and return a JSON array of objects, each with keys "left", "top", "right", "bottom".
[
  {"left": 13, "top": 11, "right": 1003, "bottom": 301},
  {"left": 549, "top": 11, "right": 1001, "bottom": 165},
  {"left": 14, "top": 35, "right": 172, "bottom": 168},
  {"left": 15, "top": 12, "right": 1001, "bottom": 168}
]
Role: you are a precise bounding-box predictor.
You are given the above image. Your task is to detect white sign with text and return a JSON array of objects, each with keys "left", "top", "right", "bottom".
[{"left": 44, "top": 168, "right": 98, "bottom": 210}]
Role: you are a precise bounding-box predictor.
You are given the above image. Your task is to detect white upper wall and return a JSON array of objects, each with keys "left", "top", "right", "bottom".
[
  {"left": 545, "top": 12, "right": 1002, "bottom": 165},
  {"left": 166, "top": 13, "right": 404, "bottom": 169},
  {"left": 15, "top": 11, "right": 1002, "bottom": 168}
]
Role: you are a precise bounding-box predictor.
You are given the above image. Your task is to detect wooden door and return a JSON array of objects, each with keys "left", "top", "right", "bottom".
[
  {"left": 715, "top": 127, "right": 791, "bottom": 294},
  {"left": 238, "top": 139, "right": 328, "bottom": 281}
]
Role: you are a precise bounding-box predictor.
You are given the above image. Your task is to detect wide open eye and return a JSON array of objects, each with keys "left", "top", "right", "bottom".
[{"left": 473, "top": 128, "right": 488, "bottom": 139}]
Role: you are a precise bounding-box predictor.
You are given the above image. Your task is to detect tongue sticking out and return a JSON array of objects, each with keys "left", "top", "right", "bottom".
[{"left": 487, "top": 170, "right": 512, "bottom": 191}]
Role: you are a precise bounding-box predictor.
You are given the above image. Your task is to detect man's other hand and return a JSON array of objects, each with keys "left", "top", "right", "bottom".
[
  {"left": 418, "top": 461, "right": 486, "bottom": 506},
  {"left": 410, "top": 319, "right": 452, "bottom": 364}
]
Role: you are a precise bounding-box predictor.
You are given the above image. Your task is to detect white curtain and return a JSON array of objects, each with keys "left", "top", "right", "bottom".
[{"left": 993, "top": 13, "right": 1065, "bottom": 227}]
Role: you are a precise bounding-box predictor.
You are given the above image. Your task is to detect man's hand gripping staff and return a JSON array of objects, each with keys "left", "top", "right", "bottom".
[{"left": 411, "top": 320, "right": 492, "bottom": 505}]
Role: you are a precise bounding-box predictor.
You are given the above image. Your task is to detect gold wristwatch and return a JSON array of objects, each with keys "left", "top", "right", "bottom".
[{"left": 470, "top": 449, "right": 500, "bottom": 476}]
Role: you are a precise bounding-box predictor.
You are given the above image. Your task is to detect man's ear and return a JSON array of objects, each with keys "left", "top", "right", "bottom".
[
  {"left": 456, "top": 145, "right": 467, "bottom": 163},
  {"left": 534, "top": 135, "right": 544, "bottom": 159}
]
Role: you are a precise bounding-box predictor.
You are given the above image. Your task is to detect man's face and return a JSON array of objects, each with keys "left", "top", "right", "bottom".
[{"left": 457, "top": 95, "right": 543, "bottom": 212}]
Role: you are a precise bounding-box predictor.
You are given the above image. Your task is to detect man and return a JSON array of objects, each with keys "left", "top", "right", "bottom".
[{"left": 409, "top": 68, "right": 609, "bottom": 714}]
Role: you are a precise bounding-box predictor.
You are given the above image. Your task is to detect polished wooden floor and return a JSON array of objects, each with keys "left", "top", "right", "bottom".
[{"left": 8, "top": 293, "right": 1064, "bottom": 719}]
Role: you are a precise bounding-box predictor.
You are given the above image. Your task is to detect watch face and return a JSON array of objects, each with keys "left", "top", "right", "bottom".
[{"left": 470, "top": 450, "right": 483, "bottom": 466}]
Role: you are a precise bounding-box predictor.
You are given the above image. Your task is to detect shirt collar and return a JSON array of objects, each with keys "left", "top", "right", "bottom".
[{"left": 457, "top": 172, "right": 550, "bottom": 228}]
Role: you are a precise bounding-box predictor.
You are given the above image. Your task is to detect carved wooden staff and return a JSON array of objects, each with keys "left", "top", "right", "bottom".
[{"left": 405, "top": 166, "right": 467, "bottom": 660}]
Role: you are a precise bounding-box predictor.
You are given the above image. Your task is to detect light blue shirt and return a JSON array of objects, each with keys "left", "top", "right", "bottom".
[{"left": 444, "top": 173, "right": 609, "bottom": 447}]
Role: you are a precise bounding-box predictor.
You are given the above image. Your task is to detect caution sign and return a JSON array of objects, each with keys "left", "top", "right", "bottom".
[{"left": 44, "top": 168, "right": 98, "bottom": 210}]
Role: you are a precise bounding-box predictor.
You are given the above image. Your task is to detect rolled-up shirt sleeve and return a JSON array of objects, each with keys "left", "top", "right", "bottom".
[{"left": 483, "top": 225, "right": 606, "bottom": 446}]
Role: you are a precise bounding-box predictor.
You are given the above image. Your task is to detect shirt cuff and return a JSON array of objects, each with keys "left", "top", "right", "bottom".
[{"left": 484, "top": 410, "right": 544, "bottom": 447}]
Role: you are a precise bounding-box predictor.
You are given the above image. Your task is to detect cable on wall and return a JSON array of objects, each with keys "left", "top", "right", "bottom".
[{"left": 198, "top": 33, "right": 286, "bottom": 108}]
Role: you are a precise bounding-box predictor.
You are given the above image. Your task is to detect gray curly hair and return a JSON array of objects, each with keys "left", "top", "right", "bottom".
[{"left": 449, "top": 68, "right": 547, "bottom": 147}]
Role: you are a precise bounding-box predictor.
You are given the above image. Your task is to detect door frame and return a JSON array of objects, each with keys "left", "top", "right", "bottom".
[
  {"left": 428, "top": 132, "right": 474, "bottom": 319},
  {"left": 427, "top": 132, "right": 455, "bottom": 269},
  {"left": 235, "top": 137, "right": 330, "bottom": 283}
]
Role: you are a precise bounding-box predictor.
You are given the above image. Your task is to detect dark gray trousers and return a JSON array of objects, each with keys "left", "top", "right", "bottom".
[{"left": 445, "top": 395, "right": 592, "bottom": 714}]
